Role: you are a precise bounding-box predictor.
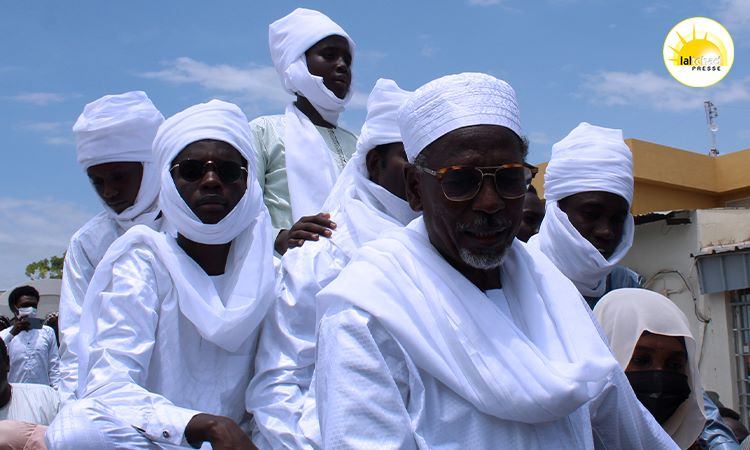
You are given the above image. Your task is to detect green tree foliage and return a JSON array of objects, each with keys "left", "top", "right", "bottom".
[{"left": 25, "top": 253, "right": 65, "bottom": 280}]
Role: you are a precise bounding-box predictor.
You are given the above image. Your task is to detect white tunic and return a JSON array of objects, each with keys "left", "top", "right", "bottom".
[
  {"left": 1, "top": 325, "right": 60, "bottom": 389},
  {"left": 0, "top": 382, "right": 60, "bottom": 425},
  {"left": 316, "top": 303, "right": 678, "bottom": 449},
  {"left": 76, "top": 237, "right": 259, "bottom": 448}
]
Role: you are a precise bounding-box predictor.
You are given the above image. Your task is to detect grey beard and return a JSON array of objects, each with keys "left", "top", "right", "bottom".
[{"left": 459, "top": 247, "right": 506, "bottom": 270}]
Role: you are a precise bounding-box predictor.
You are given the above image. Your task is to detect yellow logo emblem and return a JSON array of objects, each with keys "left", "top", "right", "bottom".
[{"left": 663, "top": 17, "right": 734, "bottom": 88}]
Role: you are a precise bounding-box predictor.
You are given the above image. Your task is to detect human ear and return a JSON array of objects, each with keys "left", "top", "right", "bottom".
[
  {"left": 365, "top": 149, "right": 381, "bottom": 182},
  {"left": 404, "top": 164, "right": 423, "bottom": 212}
]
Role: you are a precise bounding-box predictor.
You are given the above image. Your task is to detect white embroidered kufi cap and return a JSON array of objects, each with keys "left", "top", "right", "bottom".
[{"left": 397, "top": 72, "right": 524, "bottom": 162}]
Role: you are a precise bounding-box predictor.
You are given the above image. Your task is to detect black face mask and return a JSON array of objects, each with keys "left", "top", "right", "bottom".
[{"left": 626, "top": 371, "right": 691, "bottom": 424}]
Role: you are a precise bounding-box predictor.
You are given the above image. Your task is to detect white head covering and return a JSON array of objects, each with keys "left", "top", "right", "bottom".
[
  {"left": 398, "top": 72, "right": 524, "bottom": 162},
  {"left": 593, "top": 288, "right": 706, "bottom": 449},
  {"left": 321, "top": 79, "right": 418, "bottom": 251},
  {"left": 528, "top": 122, "right": 635, "bottom": 297},
  {"left": 268, "top": 8, "right": 356, "bottom": 220},
  {"left": 269, "top": 7, "right": 355, "bottom": 125},
  {"left": 73, "top": 91, "right": 164, "bottom": 229},
  {"left": 154, "top": 100, "right": 262, "bottom": 245}
]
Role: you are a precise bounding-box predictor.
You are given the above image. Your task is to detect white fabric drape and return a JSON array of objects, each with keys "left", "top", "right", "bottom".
[
  {"left": 73, "top": 90, "right": 164, "bottom": 230},
  {"left": 317, "top": 217, "right": 619, "bottom": 424},
  {"left": 593, "top": 288, "right": 706, "bottom": 449},
  {"left": 530, "top": 200, "right": 635, "bottom": 297}
]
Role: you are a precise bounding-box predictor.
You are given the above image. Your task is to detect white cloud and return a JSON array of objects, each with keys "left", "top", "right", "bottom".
[
  {"left": 468, "top": 0, "right": 503, "bottom": 5},
  {"left": 715, "top": 0, "right": 750, "bottom": 30},
  {"left": 529, "top": 131, "right": 551, "bottom": 146},
  {"left": 10, "top": 92, "right": 68, "bottom": 106},
  {"left": 21, "top": 121, "right": 65, "bottom": 132},
  {"left": 581, "top": 70, "right": 750, "bottom": 111},
  {"left": 419, "top": 34, "right": 440, "bottom": 58},
  {"left": 0, "top": 198, "right": 94, "bottom": 289},
  {"left": 141, "top": 57, "right": 368, "bottom": 113},
  {"left": 45, "top": 136, "right": 74, "bottom": 146}
]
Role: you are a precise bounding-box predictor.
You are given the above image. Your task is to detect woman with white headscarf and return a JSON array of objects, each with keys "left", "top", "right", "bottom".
[
  {"left": 528, "top": 122, "right": 642, "bottom": 308},
  {"left": 46, "top": 100, "right": 275, "bottom": 450},
  {"left": 58, "top": 91, "right": 164, "bottom": 404},
  {"left": 594, "top": 288, "right": 708, "bottom": 449},
  {"left": 251, "top": 8, "right": 357, "bottom": 255}
]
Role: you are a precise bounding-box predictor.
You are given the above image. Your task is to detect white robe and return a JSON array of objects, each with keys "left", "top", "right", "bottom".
[
  {"left": 52, "top": 230, "right": 259, "bottom": 448},
  {"left": 248, "top": 184, "right": 417, "bottom": 449},
  {"left": 312, "top": 219, "right": 678, "bottom": 449},
  {"left": 57, "top": 211, "right": 162, "bottom": 403},
  {"left": 0, "top": 382, "right": 60, "bottom": 425},
  {"left": 1, "top": 326, "right": 60, "bottom": 389}
]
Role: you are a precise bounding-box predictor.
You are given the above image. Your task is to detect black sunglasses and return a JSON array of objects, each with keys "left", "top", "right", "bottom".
[{"left": 170, "top": 160, "right": 248, "bottom": 183}]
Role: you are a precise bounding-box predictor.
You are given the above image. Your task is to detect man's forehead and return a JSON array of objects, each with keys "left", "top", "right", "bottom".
[{"left": 423, "top": 125, "right": 523, "bottom": 164}]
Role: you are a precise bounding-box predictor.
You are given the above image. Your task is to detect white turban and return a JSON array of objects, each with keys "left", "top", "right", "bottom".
[
  {"left": 398, "top": 72, "right": 524, "bottom": 162},
  {"left": 544, "top": 122, "right": 634, "bottom": 205},
  {"left": 73, "top": 91, "right": 164, "bottom": 228},
  {"left": 153, "top": 99, "right": 264, "bottom": 245},
  {"left": 528, "top": 122, "right": 635, "bottom": 298},
  {"left": 322, "top": 79, "right": 417, "bottom": 237},
  {"left": 269, "top": 8, "right": 355, "bottom": 125},
  {"left": 593, "top": 289, "right": 706, "bottom": 449}
]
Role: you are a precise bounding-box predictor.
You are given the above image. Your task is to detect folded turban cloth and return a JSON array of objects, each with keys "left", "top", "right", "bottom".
[
  {"left": 544, "top": 122, "right": 633, "bottom": 205},
  {"left": 74, "top": 91, "right": 163, "bottom": 170},
  {"left": 73, "top": 91, "right": 163, "bottom": 225},
  {"left": 153, "top": 99, "right": 264, "bottom": 245},
  {"left": 398, "top": 72, "right": 524, "bottom": 162}
]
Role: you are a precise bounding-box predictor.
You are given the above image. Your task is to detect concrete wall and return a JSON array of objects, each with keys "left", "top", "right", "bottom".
[{"left": 621, "top": 212, "right": 738, "bottom": 409}]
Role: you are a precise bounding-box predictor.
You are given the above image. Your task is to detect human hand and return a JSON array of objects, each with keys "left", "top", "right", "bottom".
[
  {"left": 185, "top": 413, "right": 257, "bottom": 450},
  {"left": 274, "top": 213, "right": 336, "bottom": 254},
  {"left": 10, "top": 319, "right": 30, "bottom": 336}
]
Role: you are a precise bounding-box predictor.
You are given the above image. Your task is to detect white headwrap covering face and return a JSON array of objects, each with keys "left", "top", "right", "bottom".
[
  {"left": 155, "top": 100, "right": 260, "bottom": 245},
  {"left": 593, "top": 289, "right": 706, "bottom": 449},
  {"left": 529, "top": 122, "right": 635, "bottom": 297},
  {"left": 269, "top": 8, "right": 355, "bottom": 125},
  {"left": 268, "top": 8, "right": 357, "bottom": 221},
  {"left": 73, "top": 91, "right": 164, "bottom": 229},
  {"left": 398, "top": 72, "right": 524, "bottom": 162},
  {"left": 134, "top": 99, "right": 274, "bottom": 352},
  {"left": 321, "top": 78, "right": 418, "bottom": 246}
]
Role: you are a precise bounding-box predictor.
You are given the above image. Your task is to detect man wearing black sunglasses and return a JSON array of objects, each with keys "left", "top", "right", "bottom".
[
  {"left": 312, "top": 73, "right": 676, "bottom": 449},
  {"left": 47, "top": 100, "right": 274, "bottom": 450}
]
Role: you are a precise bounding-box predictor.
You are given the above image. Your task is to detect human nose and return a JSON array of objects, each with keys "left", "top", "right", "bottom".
[
  {"left": 101, "top": 183, "right": 118, "bottom": 200},
  {"left": 472, "top": 174, "right": 504, "bottom": 214},
  {"left": 199, "top": 165, "right": 222, "bottom": 188},
  {"left": 593, "top": 218, "right": 615, "bottom": 240}
]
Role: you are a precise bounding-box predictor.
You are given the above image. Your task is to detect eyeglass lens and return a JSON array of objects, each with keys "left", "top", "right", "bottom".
[
  {"left": 441, "top": 166, "right": 529, "bottom": 200},
  {"left": 176, "top": 160, "right": 245, "bottom": 183}
]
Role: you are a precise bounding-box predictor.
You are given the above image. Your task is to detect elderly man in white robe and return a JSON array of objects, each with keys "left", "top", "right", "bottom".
[
  {"left": 58, "top": 91, "right": 164, "bottom": 403},
  {"left": 247, "top": 78, "right": 417, "bottom": 449},
  {"left": 312, "top": 73, "right": 678, "bottom": 449},
  {"left": 251, "top": 8, "right": 358, "bottom": 255},
  {"left": 45, "top": 100, "right": 276, "bottom": 450}
]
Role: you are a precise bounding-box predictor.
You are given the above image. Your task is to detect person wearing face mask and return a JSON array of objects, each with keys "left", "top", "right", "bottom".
[
  {"left": 594, "top": 288, "right": 739, "bottom": 449},
  {"left": 0, "top": 286, "right": 60, "bottom": 389},
  {"left": 251, "top": 8, "right": 357, "bottom": 255}
]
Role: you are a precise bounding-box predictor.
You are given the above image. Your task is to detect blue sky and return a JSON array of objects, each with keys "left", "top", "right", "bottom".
[{"left": 1, "top": 0, "right": 748, "bottom": 288}]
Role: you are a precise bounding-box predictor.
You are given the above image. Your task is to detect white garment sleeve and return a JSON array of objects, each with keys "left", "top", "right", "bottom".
[
  {"left": 248, "top": 242, "right": 345, "bottom": 449},
  {"left": 58, "top": 238, "right": 93, "bottom": 401},
  {"left": 1, "top": 328, "right": 12, "bottom": 345},
  {"left": 79, "top": 247, "right": 201, "bottom": 447},
  {"left": 45, "top": 326, "right": 61, "bottom": 389},
  {"left": 315, "top": 304, "right": 417, "bottom": 450},
  {"left": 589, "top": 368, "right": 680, "bottom": 449}
]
